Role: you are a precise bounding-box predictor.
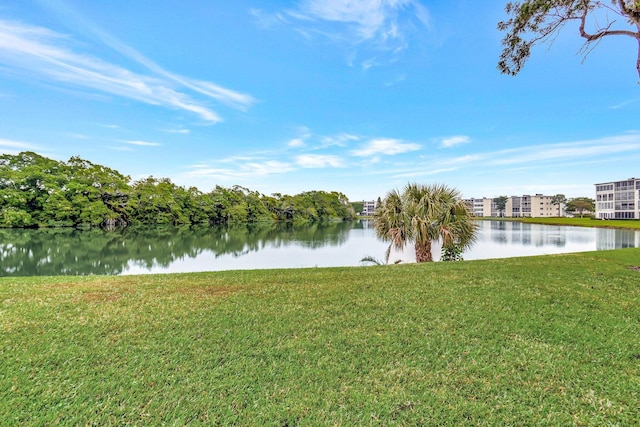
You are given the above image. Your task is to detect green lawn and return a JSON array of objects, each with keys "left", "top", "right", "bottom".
[
  {"left": 2, "top": 249, "right": 640, "bottom": 425},
  {"left": 485, "top": 216, "right": 640, "bottom": 230}
]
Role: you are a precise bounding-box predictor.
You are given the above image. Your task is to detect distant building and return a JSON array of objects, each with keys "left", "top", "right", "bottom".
[
  {"left": 361, "top": 200, "right": 377, "bottom": 216},
  {"left": 513, "top": 194, "right": 559, "bottom": 217},
  {"left": 465, "top": 194, "right": 562, "bottom": 218},
  {"left": 464, "top": 198, "right": 486, "bottom": 217},
  {"left": 595, "top": 177, "right": 640, "bottom": 219}
]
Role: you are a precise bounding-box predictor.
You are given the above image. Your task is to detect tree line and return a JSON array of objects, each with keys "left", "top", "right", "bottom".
[{"left": 0, "top": 152, "right": 355, "bottom": 228}]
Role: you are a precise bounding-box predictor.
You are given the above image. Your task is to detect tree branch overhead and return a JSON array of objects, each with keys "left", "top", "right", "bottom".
[{"left": 498, "top": 0, "right": 640, "bottom": 79}]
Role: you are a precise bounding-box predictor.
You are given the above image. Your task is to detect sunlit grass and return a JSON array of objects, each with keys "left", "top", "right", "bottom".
[
  {"left": 1, "top": 249, "right": 640, "bottom": 425},
  {"left": 485, "top": 216, "right": 640, "bottom": 230}
]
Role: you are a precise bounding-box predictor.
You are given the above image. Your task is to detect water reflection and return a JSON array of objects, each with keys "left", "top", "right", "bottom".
[
  {"left": 464, "top": 221, "right": 639, "bottom": 261},
  {"left": 0, "top": 221, "right": 377, "bottom": 276},
  {"left": 0, "top": 220, "right": 639, "bottom": 276}
]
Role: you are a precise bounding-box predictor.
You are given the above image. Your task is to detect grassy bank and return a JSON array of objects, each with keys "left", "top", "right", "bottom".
[
  {"left": 2, "top": 250, "right": 640, "bottom": 425},
  {"left": 484, "top": 216, "right": 640, "bottom": 230}
]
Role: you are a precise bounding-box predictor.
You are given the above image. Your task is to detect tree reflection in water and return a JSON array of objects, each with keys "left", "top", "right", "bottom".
[
  {"left": 2, "top": 221, "right": 638, "bottom": 276},
  {"left": 0, "top": 221, "right": 357, "bottom": 276}
]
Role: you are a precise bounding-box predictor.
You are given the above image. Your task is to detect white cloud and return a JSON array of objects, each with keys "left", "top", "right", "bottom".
[
  {"left": 486, "top": 134, "right": 640, "bottom": 166},
  {"left": 350, "top": 138, "right": 421, "bottom": 156},
  {"left": 245, "top": 161, "right": 296, "bottom": 175},
  {"left": 296, "top": 154, "right": 344, "bottom": 168},
  {"left": 162, "top": 128, "right": 190, "bottom": 135},
  {"left": 122, "top": 140, "right": 161, "bottom": 147},
  {"left": 608, "top": 99, "right": 637, "bottom": 110},
  {"left": 0, "top": 137, "right": 41, "bottom": 153},
  {"left": 249, "top": 8, "right": 290, "bottom": 29},
  {"left": 0, "top": 19, "right": 254, "bottom": 123},
  {"left": 63, "top": 133, "right": 89, "bottom": 140},
  {"left": 320, "top": 132, "right": 360, "bottom": 147},
  {"left": 184, "top": 160, "right": 295, "bottom": 181},
  {"left": 293, "top": 0, "right": 430, "bottom": 45},
  {"left": 257, "top": 0, "right": 431, "bottom": 67},
  {"left": 288, "top": 138, "right": 306, "bottom": 148},
  {"left": 441, "top": 135, "right": 471, "bottom": 148},
  {"left": 394, "top": 167, "right": 458, "bottom": 178},
  {"left": 388, "top": 133, "right": 640, "bottom": 181}
]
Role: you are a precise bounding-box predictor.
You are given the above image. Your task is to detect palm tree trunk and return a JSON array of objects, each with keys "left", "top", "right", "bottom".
[{"left": 415, "top": 240, "right": 433, "bottom": 262}]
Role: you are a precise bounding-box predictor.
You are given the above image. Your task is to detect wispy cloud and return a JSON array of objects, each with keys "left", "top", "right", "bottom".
[
  {"left": 486, "top": 135, "right": 640, "bottom": 166},
  {"left": 255, "top": 0, "right": 430, "bottom": 67},
  {"left": 184, "top": 160, "right": 295, "bottom": 182},
  {"left": 0, "top": 137, "right": 41, "bottom": 153},
  {"left": 249, "top": 9, "right": 290, "bottom": 30},
  {"left": 288, "top": 138, "right": 307, "bottom": 148},
  {"left": 162, "top": 128, "right": 190, "bottom": 135},
  {"left": 0, "top": 19, "right": 254, "bottom": 123},
  {"left": 122, "top": 140, "right": 161, "bottom": 147},
  {"left": 387, "top": 133, "right": 640, "bottom": 179},
  {"left": 320, "top": 132, "right": 360, "bottom": 147},
  {"left": 394, "top": 167, "right": 458, "bottom": 178},
  {"left": 608, "top": 98, "right": 637, "bottom": 110},
  {"left": 291, "top": 0, "right": 429, "bottom": 45},
  {"left": 63, "top": 132, "right": 89, "bottom": 140},
  {"left": 286, "top": 129, "right": 359, "bottom": 150},
  {"left": 286, "top": 126, "right": 313, "bottom": 148},
  {"left": 384, "top": 73, "right": 407, "bottom": 87},
  {"left": 440, "top": 135, "right": 471, "bottom": 148},
  {"left": 350, "top": 138, "right": 421, "bottom": 156},
  {"left": 296, "top": 154, "right": 344, "bottom": 168}
]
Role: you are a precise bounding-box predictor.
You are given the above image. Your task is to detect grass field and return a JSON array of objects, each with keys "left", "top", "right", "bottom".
[
  {"left": 485, "top": 216, "right": 640, "bottom": 230},
  {"left": 2, "top": 249, "right": 640, "bottom": 425}
]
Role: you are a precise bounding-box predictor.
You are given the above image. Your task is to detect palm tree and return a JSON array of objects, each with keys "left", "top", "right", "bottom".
[{"left": 373, "top": 183, "right": 477, "bottom": 263}]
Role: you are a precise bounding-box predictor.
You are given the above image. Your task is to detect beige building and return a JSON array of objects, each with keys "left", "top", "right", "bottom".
[{"left": 465, "top": 194, "right": 562, "bottom": 218}]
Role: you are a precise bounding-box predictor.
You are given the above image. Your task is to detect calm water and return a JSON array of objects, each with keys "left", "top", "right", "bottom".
[{"left": 1, "top": 220, "right": 639, "bottom": 276}]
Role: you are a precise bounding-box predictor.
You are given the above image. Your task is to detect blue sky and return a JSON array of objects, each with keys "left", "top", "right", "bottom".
[{"left": 0, "top": 0, "right": 638, "bottom": 202}]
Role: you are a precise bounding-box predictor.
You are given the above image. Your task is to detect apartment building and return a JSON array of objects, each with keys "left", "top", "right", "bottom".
[
  {"left": 513, "top": 194, "right": 559, "bottom": 217},
  {"left": 361, "top": 200, "right": 377, "bottom": 216},
  {"left": 595, "top": 178, "right": 640, "bottom": 219},
  {"left": 464, "top": 198, "right": 486, "bottom": 217},
  {"left": 465, "top": 194, "right": 561, "bottom": 218}
]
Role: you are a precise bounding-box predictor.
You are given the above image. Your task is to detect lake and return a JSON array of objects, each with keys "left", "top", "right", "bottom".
[{"left": 1, "top": 220, "right": 639, "bottom": 276}]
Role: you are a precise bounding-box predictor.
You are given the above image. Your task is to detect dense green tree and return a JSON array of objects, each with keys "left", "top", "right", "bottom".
[
  {"left": 551, "top": 194, "right": 567, "bottom": 217},
  {"left": 566, "top": 197, "right": 596, "bottom": 217},
  {"left": 351, "top": 201, "right": 364, "bottom": 215},
  {"left": 0, "top": 207, "right": 32, "bottom": 228},
  {"left": 268, "top": 193, "right": 296, "bottom": 221},
  {"left": 66, "top": 156, "right": 132, "bottom": 226},
  {"left": 498, "top": 1, "right": 640, "bottom": 79},
  {"left": 0, "top": 152, "right": 356, "bottom": 228},
  {"left": 0, "top": 152, "right": 63, "bottom": 226},
  {"left": 493, "top": 196, "right": 509, "bottom": 217},
  {"left": 373, "top": 183, "right": 477, "bottom": 263},
  {"left": 131, "top": 177, "right": 190, "bottom": 225}
]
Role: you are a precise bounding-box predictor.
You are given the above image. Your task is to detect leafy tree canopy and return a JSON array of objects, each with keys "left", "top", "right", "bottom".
[
  {"left": 493, "top": 196, "right": 509, "bottom": 217},
  {"left": 566, "top": 197, "right": 596, "bottom": 216},
  {"left": 498, "top": 1, "right": 640, "bottom": 79},
  {"left": 0, "top": 152, "right": 355, "bottom": 228},
  {"left": 551, "top": 194, "right": 567, "bottom": 216}
]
